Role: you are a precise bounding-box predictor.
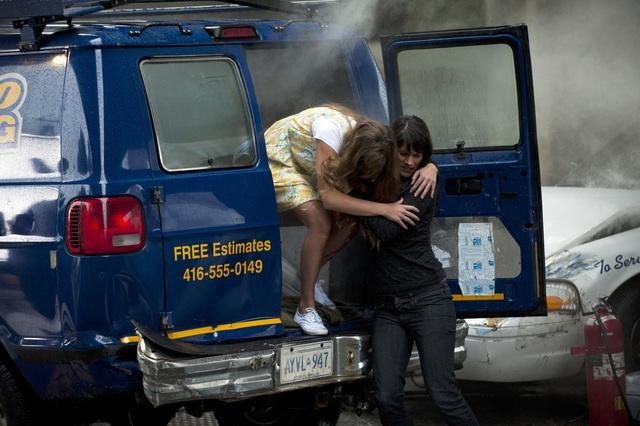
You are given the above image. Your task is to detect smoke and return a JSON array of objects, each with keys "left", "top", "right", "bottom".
[
  {"left": 481, "top": 0, "right": 640, "bottom": 189},
  {"left": 323, "top": 0, "right": 486, "bottom": 38},
  {"left": 328, "top": 0, "right": 640, "bottom": 189},
  {"left": 531, "top": 0, "right": 640, "bottom": 189},
  {"left": 321, "top": 0, "right": 384, "bottom": 38}
]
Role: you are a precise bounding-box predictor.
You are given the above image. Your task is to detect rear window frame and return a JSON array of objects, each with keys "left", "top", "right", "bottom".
[{"left": 139, "top": 55, "right": 257, "bottom": 173}]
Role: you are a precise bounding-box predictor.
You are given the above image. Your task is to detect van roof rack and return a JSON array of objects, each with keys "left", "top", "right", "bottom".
[
  {"left": 1, "top": 0, "right": 338, "bottom": 51},
  {"left": 2, "top": 0, "right": 130, "bottom": 50}
]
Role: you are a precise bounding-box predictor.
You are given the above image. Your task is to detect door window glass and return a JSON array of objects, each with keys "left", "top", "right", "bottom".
[
  {"left": 0, "top": 53, "right": 65, "bottom": 179},
  {"left": 397, "top": 43, "right": 519, "bottom": 151},
  {"left": 431, "top": 216, "right": 521, "bottom": 279},
  {"left": 141, "top": 57, "right": 255, "bottom": 171}
]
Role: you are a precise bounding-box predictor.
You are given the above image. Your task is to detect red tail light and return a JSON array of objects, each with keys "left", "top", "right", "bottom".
[
  {"left": 206, "top": 25, "right": 259, "bottom": 40},
  {"left": 66, "top": 196, "right": 145, "bottom": 255},
  {"left": 220, "top": 26, "right": 258, "bottom": 39}
]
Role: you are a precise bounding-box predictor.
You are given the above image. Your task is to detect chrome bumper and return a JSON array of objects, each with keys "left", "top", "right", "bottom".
[
  {"left": 138, "top": 320, "right": 468, "bottom": 407},
  {"left": 138, "top": 333, "right": 371, "bottom": 407}
]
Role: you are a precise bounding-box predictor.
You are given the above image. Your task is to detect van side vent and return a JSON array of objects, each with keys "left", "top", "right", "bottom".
[{"left": 67, "top": 204, "right": 82, "bottom": 250}]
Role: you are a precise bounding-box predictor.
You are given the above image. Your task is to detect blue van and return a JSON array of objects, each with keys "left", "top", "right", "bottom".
[{"left": 0, "top": 1, "right": 545, "bottom": 424}]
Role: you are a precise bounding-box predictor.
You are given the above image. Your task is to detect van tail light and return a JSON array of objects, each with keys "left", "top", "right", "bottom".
[{"left": 66, "top": 196, "right": 145, "bottom": 255}]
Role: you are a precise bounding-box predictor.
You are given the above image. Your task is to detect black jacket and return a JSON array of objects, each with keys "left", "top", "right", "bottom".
[{"left": 363, "top": 178, "right": 446, "bottom": 301}]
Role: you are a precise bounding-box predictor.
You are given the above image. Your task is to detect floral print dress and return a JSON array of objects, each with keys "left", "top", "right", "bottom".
[{"left": 264, "top": 106, "right": 354, "bottom": 212}]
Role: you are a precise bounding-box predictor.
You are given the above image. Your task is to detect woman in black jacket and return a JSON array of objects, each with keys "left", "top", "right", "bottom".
[{"left": 363, "top": 116, "right": 478, "bottom": 426}]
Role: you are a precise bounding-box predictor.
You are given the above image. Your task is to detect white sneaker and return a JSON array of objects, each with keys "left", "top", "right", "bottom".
[
  {"left": 294, "top": 308, "right": 328, "bottom": 335},
  {"left": 314, "top": 280, "right": 337, "bottom": 310}
]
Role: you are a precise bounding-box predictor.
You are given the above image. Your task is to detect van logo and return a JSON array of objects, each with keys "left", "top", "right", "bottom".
[{"left": 0, "top": 73, "right": 27, "bottom": 151}]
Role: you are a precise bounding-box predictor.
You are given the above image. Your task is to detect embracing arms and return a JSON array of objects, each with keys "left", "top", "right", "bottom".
[
  {"left": 315, "top": 141, "right": 418, "bottom": 228},
  {"left": 411, "top": 162, "right": 438, "bottom": 199},
  {"left": 363, "top": 185, "right": 435, "bottom": 242}
]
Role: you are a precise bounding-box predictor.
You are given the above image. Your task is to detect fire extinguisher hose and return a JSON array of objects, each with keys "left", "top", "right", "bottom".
[{"left": 594, "top": 301, "right": 634, "bottom": 421}]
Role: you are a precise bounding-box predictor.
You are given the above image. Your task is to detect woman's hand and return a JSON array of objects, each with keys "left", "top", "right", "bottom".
[
  {"left": 410, "top": 163, "right": 438, "bottom": 199},
  {"left": 381, "top": 199, "right": 420, "bottom": 229}
]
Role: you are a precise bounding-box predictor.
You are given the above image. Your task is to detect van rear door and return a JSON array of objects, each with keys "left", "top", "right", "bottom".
[
  {"left": 382, "top": 25, "right": 545, "bottom": 317},
  {"left": 134, "top": 47, "right": 283, "bottom": 341}
]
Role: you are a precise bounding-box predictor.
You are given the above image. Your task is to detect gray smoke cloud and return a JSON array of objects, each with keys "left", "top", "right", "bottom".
[
  {"left": 327, "top": 0, "right": 640, "bottom": 189},
  {"left": 484, "top": 0, "right": 640, "bottom": 189}
]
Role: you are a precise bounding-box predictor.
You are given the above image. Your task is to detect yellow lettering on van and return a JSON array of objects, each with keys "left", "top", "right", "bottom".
[
  {"left": 0, "top": 81, "right": 23, "bottom": 110},
  {"left": 192, "top": 243, "right": 208, "bottom": 259},
  {"left": 173, "top": 243, "right": 209, "bottom": 261},
  {"left": 0, "top": 114, "right": 17, "bottom": 144}
]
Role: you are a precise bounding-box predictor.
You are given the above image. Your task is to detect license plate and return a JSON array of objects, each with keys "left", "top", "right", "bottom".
[{"left": 279, "top": 340, "right": 333, "bottom": 384}]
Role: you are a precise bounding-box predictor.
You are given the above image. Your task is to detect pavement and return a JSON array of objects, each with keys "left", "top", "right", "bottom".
[
  {"left": 339, "top": 373, "right": 589, "bottom": 426},
  {"left": 160, "top": 372, "right": 589, "bottom": 426},
  {"left": 56, "top": 371, "right": 589, "bottom": 425}
]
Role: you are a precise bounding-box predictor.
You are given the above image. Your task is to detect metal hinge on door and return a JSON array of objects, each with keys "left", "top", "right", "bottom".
[
  {"left": 151, "top": 186, "right": 165, "bottom": 204},
  {"left": 160, "top": 312, "right": 174, "bottom": 330}
]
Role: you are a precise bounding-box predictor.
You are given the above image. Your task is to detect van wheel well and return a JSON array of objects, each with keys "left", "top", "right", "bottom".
[
  {"left": 609, "top": 274, "right": 640, "bottom": 373},
  {"left": 0, "top": 359, "right": 36, "bottom": 425}
]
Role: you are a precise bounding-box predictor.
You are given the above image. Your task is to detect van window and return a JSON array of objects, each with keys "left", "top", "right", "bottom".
[
  {"left": 396, "top": 43, "right": 519, "bottom": 151},
  {"left": 0, "top": 53, "right": 64, "bottom": 180},
  {"left": 140, "top": 57, "right": 256, "bottom": 171},
  {"left": 246, "top": 44, "right": 356, "bottom": 128}
]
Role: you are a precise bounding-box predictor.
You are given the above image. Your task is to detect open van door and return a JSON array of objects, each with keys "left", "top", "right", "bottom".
[{"left": 382, "top": 25, "right": 545, "bottom": 317}]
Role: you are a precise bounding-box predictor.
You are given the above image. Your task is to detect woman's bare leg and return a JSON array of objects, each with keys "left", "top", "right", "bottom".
[{"left": 293, "top": 200, "right": 332, "bottom": 312}]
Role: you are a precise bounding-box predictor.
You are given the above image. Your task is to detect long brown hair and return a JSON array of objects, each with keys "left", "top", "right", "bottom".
[{"left": 321, "top": 119, "right": 400, "bottom": 222}]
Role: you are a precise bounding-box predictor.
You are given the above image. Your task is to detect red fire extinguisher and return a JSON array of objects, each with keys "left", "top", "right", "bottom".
[{"left": 572, "top": 301, "right": 629, "bottom": 426}]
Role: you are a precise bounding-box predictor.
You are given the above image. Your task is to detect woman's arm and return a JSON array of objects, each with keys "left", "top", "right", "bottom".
[
  {"left": 315, "top": 141, "right": 419, "bottom": 228},
  {"left": 410, "top": 162, "right": 438, "bottom": 199},
  {"left": 364, "top": 190, "right": 433, "bottom": 242}
]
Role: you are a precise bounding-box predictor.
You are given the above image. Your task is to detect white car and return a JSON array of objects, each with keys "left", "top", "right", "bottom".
[{"left": 456, "top": 186, "right": 640, "bottom": 382}]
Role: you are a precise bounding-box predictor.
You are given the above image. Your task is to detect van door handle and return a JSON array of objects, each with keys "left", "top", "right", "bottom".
[{"left": 445, "top": 176, "right": 483, "bottom": 195}]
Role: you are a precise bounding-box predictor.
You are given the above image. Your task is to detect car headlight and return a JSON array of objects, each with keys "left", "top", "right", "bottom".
[{"left": 546, "top": 280, "right": 580, "bottom": 314}]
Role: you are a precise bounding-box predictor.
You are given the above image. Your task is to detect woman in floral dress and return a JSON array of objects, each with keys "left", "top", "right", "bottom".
[{"left": 265, "top": 105, "right": 437, "bottom": 335}]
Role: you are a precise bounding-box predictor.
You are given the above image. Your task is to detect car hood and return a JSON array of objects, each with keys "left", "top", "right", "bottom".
[{"left": 542, "top": 186, "right": 640, "bottom": 257}]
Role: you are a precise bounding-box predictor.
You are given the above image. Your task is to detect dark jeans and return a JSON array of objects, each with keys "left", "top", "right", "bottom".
[{"left": 372, "top": 282, "right": 479, "bottom": 426}]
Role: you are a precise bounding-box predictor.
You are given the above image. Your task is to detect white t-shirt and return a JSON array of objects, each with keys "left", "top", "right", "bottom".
[{"left": 311, "top": 115, "right": 346, "bottom": 154}]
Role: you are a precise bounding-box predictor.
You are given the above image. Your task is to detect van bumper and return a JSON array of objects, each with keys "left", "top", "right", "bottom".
[
  {"left": 137, "top": 320, "right": 468, "bottom": 407},
  {"left": 137, "top": 333, "right": 371, "bottom": 407}
]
